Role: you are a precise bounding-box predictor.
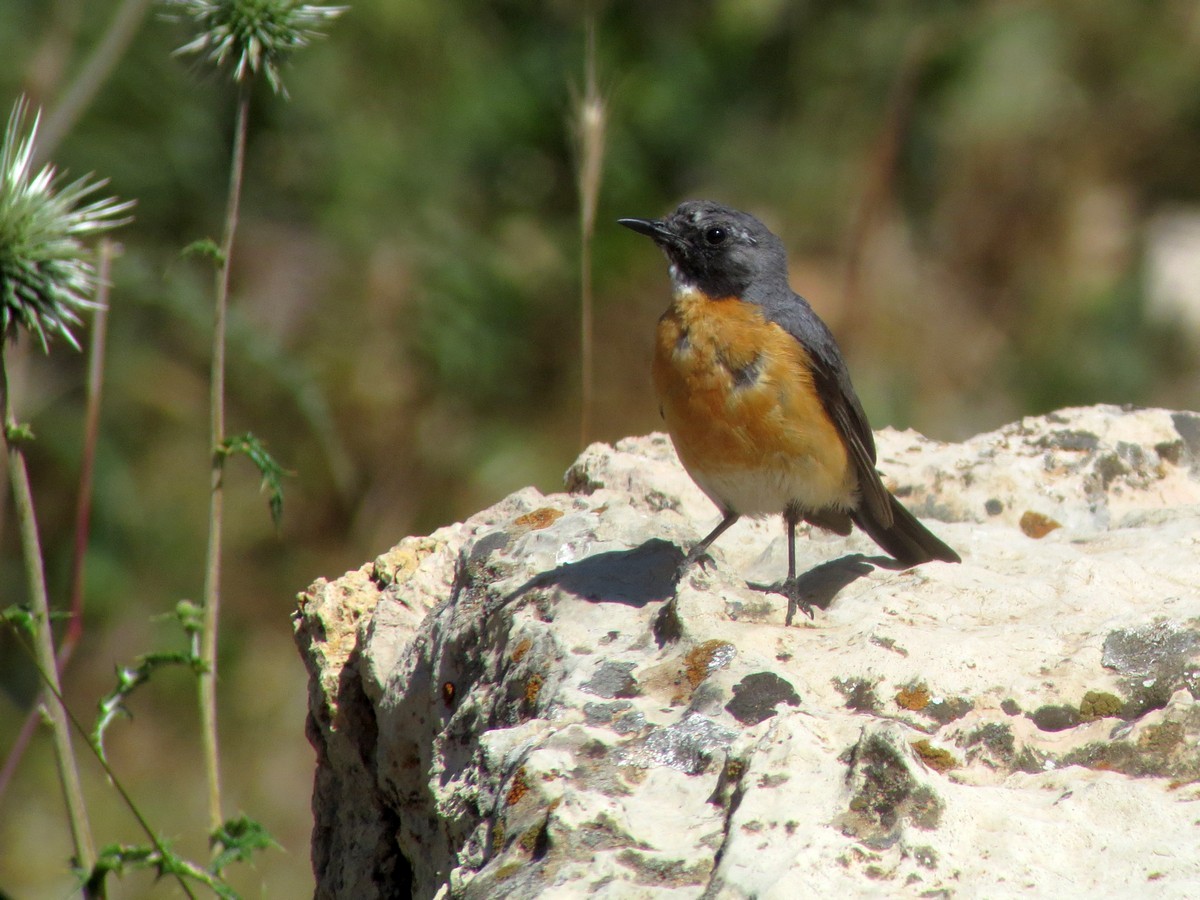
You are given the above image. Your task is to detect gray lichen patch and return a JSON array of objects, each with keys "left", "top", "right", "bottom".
[
  {"left": 581, "top": 661, "right": 640, "bottom": 699},
  {"left": 924, "top": 696, "right": 973, "bottom": 725},
  {"left": 833, "top": 676, "right": 882, "bottom": 712},
  {"left": 615, "top": 849, "right": 711, "bottom": 888},
  {"left": 1103, "top": 621, "right": 1200, "bottom": 678},
  {"left": 959, "top": 722, "right": 1017, "bottom": 769},
  {"left": 620, "top": 711, "right": 737, "bottom": 776},
  {"left": 1029, "top": 704, "right": 1082, "bottom": 733},
  {"left": 724, "top": 672, "right": 801, "bottom": 726},
  {"left": 583, "top": 700, "right": 633, "bottom": 726},
  {"left": 1036, "top": 430, "right": 1101, "bottom": 453},
  {"left": 576, "top": 813, "right": 653, "bottom": 852},
  {"left": 1102, "top": 620, "right": 1200, "bottom": 717},
  {"left": 838, "top": 727, "right": 944, "bottom": 847}
]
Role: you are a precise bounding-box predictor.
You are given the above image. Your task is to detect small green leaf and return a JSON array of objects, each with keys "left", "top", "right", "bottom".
[
  {"left": 220, "top": 432, "right": 289, "bottom": 527},
  {"left": 84, "top": 842, "right": 240, "bottom": 899},
  {"left": 93, "top": 651, "right": 204, "bottom": 761},
  {"left": 1, "top": 603, "right": 35, "bottom": 635},
  {"left": 181, "top": 238, "right": 225, "bottom": 266},
  {"left": 170, "top": 598, "right": 205, "bottom": 637},
  {"left": 210, "top": 814, "right": 278, "bottom": 874},
  {"left": 4, "top": 421, "right": 34, "bottom": 444}
]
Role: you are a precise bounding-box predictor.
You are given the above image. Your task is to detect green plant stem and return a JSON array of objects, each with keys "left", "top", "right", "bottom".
[
  {"left": 0, "top": 241, "right": 116, "bottom": 809},
  {"left": 9, "top": 630, "right": 198, "bottom": 900},
  {"left": 199, "top": 81, "right": 250, "bottom": 835},
  {"left": 67, "top": 239, "right": 114, "bottom": 647},
  {"left": 0, "top": 339, "right": 96, "bottom": 875}
]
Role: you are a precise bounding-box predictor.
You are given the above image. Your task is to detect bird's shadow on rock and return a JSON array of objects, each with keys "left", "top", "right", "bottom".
[
  {"left": 509, "top": 538, "right": 685, "bottom": 609},
  {"left": 508, "top": 540, "right": 890, "bottom": 643},
  {"left": 748, "top": 553, "right": 886, "bottom": 615}
]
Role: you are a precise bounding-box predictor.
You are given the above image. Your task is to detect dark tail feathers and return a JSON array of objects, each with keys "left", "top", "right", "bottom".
[{"left": 851, "top": 494, "right": 960, "bottom": 567}]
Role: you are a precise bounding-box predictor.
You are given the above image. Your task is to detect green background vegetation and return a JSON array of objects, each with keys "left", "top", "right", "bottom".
[{"left": 3, "top": 1, "right": 1199, "bottom": 895}]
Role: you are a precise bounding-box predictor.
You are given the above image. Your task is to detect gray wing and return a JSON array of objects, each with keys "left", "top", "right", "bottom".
[{"left": 762, "top": 294, "right": 894, "bottom": 527}]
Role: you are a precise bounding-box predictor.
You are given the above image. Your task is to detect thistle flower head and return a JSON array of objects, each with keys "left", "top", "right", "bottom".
[
  {"left": 166, "top": 0, "right": 347, "bottom": 97},
  {"left": 0, "top": 98, "right": 133, "bottom": 351}
]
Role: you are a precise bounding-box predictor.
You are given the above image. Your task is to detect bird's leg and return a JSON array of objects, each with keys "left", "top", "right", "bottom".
[
  {"left": 748, "top": 505, "right": 813, "bottom": 623},
  {"left": 661, "top": 511, "right": 739, "bottom": 642},
  {"left": 781, "top": 507, "right": 814, "bottom": 623},
  {"left": 679, "top": 510, "right": 739, "bottom": 578}
]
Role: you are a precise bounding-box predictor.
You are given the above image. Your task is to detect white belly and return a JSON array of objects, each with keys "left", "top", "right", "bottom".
[{"left": 684, "top": 453, "right": 857, "bottom": 518}]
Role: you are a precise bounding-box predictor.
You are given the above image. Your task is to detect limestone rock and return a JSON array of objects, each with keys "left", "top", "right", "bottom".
[{"left": 294, "top": 405, "right": 1200, "bottom": 898}]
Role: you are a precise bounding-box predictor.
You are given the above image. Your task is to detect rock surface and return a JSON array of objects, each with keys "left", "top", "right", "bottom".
[{"left": 294, "top": 405, "right": 1200, "bottom": 898}]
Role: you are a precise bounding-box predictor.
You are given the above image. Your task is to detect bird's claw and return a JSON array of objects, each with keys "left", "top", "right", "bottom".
[
  {"left": 676, "top": 549, "right": 717, "bottom": 582},
  {"left": 749, "top": 577, "right": 814, "bottom": 625}
]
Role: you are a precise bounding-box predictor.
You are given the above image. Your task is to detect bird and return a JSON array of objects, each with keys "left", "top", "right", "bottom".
[{"left": 619, "top": 200, "right": 959, "bottom": 622}]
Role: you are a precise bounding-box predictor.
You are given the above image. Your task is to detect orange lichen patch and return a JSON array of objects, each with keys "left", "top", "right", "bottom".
[
  {"left": 895, "top": 684, "right": 931, "bottom": 711},
  {"left": 684, "top": 640, "right": 736, "bottom": 688},
  {"left": 506, "top": 767, "right": 529, "bottom": 806},
  {"left": 512, "top": 638, "right": 533, "bottom": 664},
  {"left": 525, "top": 673, "right": 544, "bottom": 705},
  {"left": 514, "top": 508, "right": 564, "bottom": 530},
  {"left": 1019, "top": 511, "right": 1062, "bottom": 539},
  {"left": 442, "top": 681, "right": 456, "bottom": 708},
  {"left": 912, "top": 739, "right": 957, "bottom": 773}
]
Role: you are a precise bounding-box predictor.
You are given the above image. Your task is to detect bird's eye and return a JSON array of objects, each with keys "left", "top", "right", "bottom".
[{"left": 703, "top": 227, "right": 727, "bottom": 245}]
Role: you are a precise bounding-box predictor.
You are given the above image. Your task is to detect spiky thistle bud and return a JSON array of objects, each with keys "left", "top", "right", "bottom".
[
  {"left": 0, "top": 98, "right": 133, "bottom": 351},
  {"left": 165, "top": 0, "right": 347, "bottom": 97}
]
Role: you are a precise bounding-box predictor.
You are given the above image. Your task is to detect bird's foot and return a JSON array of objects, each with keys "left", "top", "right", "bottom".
[
  {"left": 676, "top": 547, "right": 717, "bottom": 582},
  {"left": 748, "top": 577, "right": 814, "bottom": 625}
]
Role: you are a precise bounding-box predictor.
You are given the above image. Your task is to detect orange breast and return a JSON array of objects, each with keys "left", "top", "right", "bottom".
[{"left": 653, "top": 287, "right": 855, "bottom": 516}]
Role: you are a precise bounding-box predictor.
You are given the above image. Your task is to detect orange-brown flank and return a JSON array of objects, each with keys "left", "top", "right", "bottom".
[{"left": 653, "top": 287, "right": 855, "bottom": 516}]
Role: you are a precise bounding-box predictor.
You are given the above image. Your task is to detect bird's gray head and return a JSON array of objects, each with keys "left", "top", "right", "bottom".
[{"left": 619, "top": 200, "right": 788, "bottom": 299}]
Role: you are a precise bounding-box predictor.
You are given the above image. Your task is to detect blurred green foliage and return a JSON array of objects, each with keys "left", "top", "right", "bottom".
[{"left": 2, "top": 0, "right": 1200, "bottom": 895}]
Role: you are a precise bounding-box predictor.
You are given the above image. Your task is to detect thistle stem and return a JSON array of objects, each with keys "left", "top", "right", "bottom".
[
  {"left": 0, "top": 241, "right": 115, "bottom": 810},
  {"left": 11, "top": 629, "right": 198, "bottom": 899},
  {"left": 0, "top": 339, "right": 95, "bottom": 875},
  {"left": 67, "top": 240, "right": 114, "bottom": 649},
  {"left": 199, "top": 81, "right": 250, "bottom": 834}
]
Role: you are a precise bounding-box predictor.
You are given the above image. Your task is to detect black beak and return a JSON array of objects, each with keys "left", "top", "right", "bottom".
[{"left": 618, "top": 217, "right": 679, "bottom": 247}]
